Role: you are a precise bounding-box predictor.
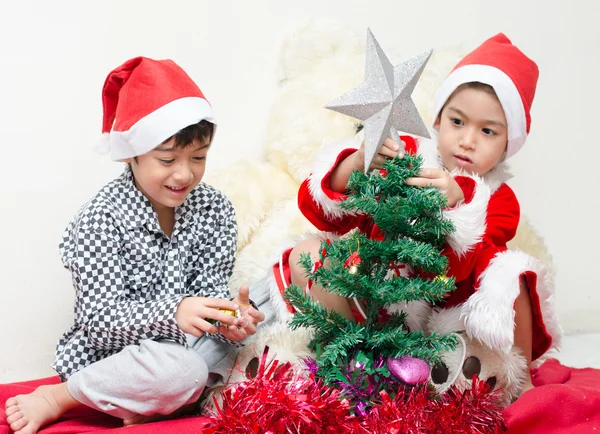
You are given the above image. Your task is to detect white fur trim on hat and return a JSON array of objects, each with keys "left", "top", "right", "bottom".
[
  {"left": 94, "top": 133, "right": 111, "bottom": 155},
  {"left": 461, "top": 250, "right": 562, "bottom": 355},
  {"left": 432, "top": 65, "right": 527, "bottom": 160},
  {"left": 109, "top": 97, "right": 216, "bottom": 161}
]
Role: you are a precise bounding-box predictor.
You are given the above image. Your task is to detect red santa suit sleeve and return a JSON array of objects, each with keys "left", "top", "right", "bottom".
[
  {"left": 442, "top": 181, "right": 518, "bottom": 283},
  {"left": 298, "top": 147, "right": 369, "bottom": 235},
  {"left": 440, "top": 177, "right": 560, "bottom": 361},
  {"left": 298, "top": 135, "right": 420, "bottom": 235}
]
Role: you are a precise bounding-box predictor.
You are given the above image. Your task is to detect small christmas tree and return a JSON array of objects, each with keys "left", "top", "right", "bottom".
[
  {"left": 285, "top": 152, "right": 459, "bottom": 410},
  {"left": 204, "top": 29, "right": 504, "bottom": 432}
]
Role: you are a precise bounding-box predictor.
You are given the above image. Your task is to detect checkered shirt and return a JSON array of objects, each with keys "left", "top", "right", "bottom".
[{"left": 52, "top": 167, "right": 238, "bottom": 380}]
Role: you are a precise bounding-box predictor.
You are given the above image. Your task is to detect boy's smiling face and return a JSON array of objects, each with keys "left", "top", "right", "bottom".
[
  {"left": 125, "top": 137, "right": 210, "bottom": 210},
  {"left": 435, "top": 85, "right": 508, "bottom": 177}
]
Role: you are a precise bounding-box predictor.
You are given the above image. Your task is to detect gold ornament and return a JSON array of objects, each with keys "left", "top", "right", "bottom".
[
  {"left": 206, "top": 308, "right": 241, "bottom": 326},
  {"left": 349, "top": 265, "right": 358, "bottom": 274},
  {"left": 220, "top": 308, "right": 241, "bottom": 319},
  {"left": 434, "top": 275, "right": 449, "bottom": 284}
]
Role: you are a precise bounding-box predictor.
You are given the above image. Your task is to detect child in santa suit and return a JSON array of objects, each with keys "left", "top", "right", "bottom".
[{"left": 272, "top": 33, "right": 561, "bottom": 394}]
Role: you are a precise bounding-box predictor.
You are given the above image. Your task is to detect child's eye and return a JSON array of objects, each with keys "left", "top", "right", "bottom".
[
  {"left": 450, "top": 117, "right": 463, "bottom": 126},
  {"left": 159, "top": 159, "right": 175, "bottom": 165},
  {"left": 482, "top": 128, "right": 497, "bottom": 136},
  {"left": 193, "top": 156, "right": 206, "bottom": 162}
]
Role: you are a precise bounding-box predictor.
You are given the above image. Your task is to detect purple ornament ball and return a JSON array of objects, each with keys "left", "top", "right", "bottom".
[{"left": 387, "top": 356, "right": 430, "bottom": 385}]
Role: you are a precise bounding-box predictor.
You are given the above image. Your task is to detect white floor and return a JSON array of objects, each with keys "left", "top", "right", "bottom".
[{"left": 555, "top": 332, "right": 600, "bottom": 369}]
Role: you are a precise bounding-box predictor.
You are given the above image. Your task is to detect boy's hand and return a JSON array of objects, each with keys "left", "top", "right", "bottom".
[
  {"left": 175, "top": 297, "right": 241, "bottom": 337},
  {"left": 355, "top": 138, "right": 405, "bottom": 172},
  {"left": 219, "top": 285, "right": 265, "bottom": 342},
  {"left": 406, "top": 168, "right": 464, "bottom": 208},
  {"left": 331, "top": 138, "right": 405, "bottom": 192}
]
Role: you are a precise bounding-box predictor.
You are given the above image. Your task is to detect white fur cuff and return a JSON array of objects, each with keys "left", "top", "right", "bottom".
[
  {"left": 443, "top": 173, "right": 490, "bottom": 258},
  {"left": 307, "top": 136, "right": 362, "bottom": 219},
  {"left": 460, "top": 250, "right": 562, "bottom": 356}
]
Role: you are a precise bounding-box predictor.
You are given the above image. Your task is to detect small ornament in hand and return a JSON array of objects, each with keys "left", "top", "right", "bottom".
[
  {"left": 206, "top": 308, "right": 241, "bottom": 327},
  {"left": 219, "top": 285, "right": 265, "bottom": 341}
]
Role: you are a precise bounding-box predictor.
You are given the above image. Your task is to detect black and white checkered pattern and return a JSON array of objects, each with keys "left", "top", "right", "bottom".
[{"left": 52, "top": 167, "right": 238, "bottom": 380}]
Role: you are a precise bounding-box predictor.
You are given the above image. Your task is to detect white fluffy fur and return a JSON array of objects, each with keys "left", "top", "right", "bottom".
[
  {"left": 203, "top": 22, "right": 559, "bottom": 400},
  {"left": 264, "top": 21, "right": 365, "bottom": 183},
  {"left": 482, "top": 162, "right": 513, "bottom": 194},
  {"left": 417, "top": 134, "right": 510, "bottom": 258},
  {"left": 530, "top": 257, "right": 563, "bottom": 368},
  {"left": 226, "top": 199, "right": 317, "bottom": 296},
  {"left": 461, "top": 250, "right": 562, "bottom": 355},
  {"left": 268, "top": 263, "right": 295, "bottom": 323},
  {"left": 307, "top": 135, "right": 362, "bottom": 219},
  {"left": 428, "top": 307, "right": 527, "bottom": 404},
  {"left": 94, "top": 132, "right": 111, "bottom": 155},
  {"left": 387, "top": 301, "right": 432, "bottom": 332},
  {"left": 443, "top": 172, "right": 490, "bottom": 258},
  {"left": 415, "top": 134, "right": 443, "bottom": 169},
  {"left": 226, "top": 321, "right": 314, "bottom": 386},
  {"left": 427, "top": 306, "right": 466, "bottom": 335},
  {"left": 508, "top": 216, "right": 554, "bottom": 271},
  {"left": 205, "top": 161, "right": 299, "bottom": 251}
]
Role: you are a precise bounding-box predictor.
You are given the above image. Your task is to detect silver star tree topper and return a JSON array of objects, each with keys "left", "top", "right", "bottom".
[{"left": 326, "top": 29, "right": 432, "bottom": 173}]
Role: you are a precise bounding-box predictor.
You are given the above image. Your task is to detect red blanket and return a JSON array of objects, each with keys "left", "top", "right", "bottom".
[
  {"left": 2, "top": 359, "right": 598, "bottom": 433},
  {"left": 504, "top": 359, "right": 600, "bottom": 433},
  {"left": 0, "top": 377, "right": 212, "bottom": 434}
]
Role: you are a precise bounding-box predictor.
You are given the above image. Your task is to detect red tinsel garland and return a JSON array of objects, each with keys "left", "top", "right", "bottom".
[
  {"left": 361, "top": 381, "right": 505, "bottom": 434},
  {"left": 203, "top": 350, "right": 359, "bottom": 433},
  {"left": 203, "top": 350, "right": 505, "bottom": 434}
]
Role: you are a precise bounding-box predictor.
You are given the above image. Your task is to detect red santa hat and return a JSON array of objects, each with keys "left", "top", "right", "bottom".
[
  {"left": 432, "top": 33, "right": 538, "bottom": 160},
  {"left": 98, "top": 56, "right": 216, "bottom": 161}
]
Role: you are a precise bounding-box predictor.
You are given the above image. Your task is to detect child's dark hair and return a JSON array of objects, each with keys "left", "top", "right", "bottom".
[
  {"left": 438, "top": 82, "right": 499, "bottom": 118},
  {"left": 167, "top": 119, "right": 214, "bottom": 148}
]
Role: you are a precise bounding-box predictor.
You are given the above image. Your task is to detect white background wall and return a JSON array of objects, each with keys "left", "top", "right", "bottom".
[{"left": 1, "top": 0, "right": 598, "bottom": 382}]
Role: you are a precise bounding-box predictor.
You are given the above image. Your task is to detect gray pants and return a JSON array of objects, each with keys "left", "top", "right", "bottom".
[{"left": 68, "top": 278, "right": 275, "bottom": 419}]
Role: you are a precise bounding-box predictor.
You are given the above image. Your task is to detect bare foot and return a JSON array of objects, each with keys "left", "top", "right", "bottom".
[
  {"left": 123, "top": 413, "right": 168, "bottom": 426},
  {"left": 4, "top": 383, "right": 77, "bottom": 434},
  {"left": 123, "top": 402, "right": 197, "bottom": 426}
]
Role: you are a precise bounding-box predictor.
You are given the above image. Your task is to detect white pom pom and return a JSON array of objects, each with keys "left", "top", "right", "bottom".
[{"left": 94, "top": 133, "right": 111, "bottom": 155}]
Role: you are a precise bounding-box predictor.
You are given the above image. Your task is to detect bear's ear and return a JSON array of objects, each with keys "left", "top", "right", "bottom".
[{"left": 427, "top": 306, "right": 465, "bottom": 335}]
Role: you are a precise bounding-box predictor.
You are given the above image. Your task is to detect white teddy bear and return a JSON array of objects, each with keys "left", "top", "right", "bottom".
[{"left": 204, "top": 20, "right": 556, "bottom": 406}]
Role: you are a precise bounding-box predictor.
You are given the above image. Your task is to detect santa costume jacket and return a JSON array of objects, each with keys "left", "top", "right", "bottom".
[{"left": 271, "top": 133, "right": 561, "bottom": 362}]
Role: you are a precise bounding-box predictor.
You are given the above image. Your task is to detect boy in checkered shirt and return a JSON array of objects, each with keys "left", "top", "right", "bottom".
[{"left": 5, "top": 57, "right": 266, "bottom": 433}]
